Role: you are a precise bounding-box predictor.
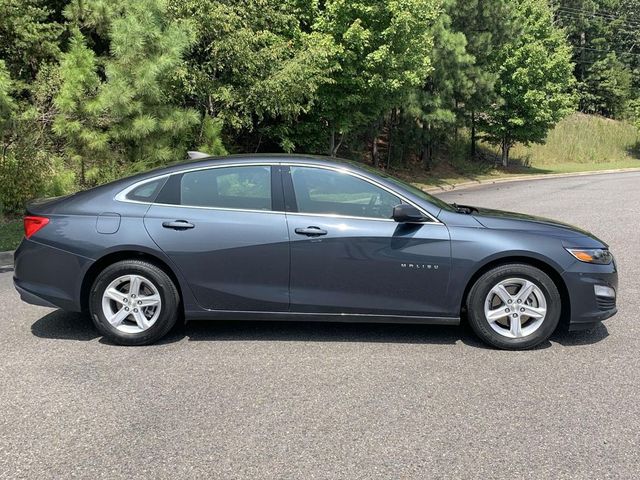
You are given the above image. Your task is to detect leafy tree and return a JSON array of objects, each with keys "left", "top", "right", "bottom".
[
  {"left": 311, "top": 0, "right": 441, "bottom": 160},
  {"left": 481, "top": 0, "right": 576, "bottom": 166},
  {"left": 168, "top": 0, "right": 338, "bottom": 152}
]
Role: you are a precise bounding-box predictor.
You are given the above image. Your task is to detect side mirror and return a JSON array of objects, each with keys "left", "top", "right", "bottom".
[{"left": 392, "top": 204, "right": 427, "bottom": 223}]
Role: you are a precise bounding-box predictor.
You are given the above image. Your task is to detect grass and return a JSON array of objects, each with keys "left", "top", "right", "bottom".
[
  {"left": 396, "top": 113, "right": 640, "bottom": 190},
  {"left": 0, "top": 218, "right": 22, "bottom": 251},
  {"left": 511, "top": 112, "right": 640, "bottom": 166}
]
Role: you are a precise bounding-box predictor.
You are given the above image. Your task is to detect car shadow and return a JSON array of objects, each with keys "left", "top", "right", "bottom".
[
  {"left": 550, "top": 322, "right": 610, "bottom": 346},
  {"left": 30, "top": 309, "right": 609, "bottom": 349},
  {"left": 31, "top": 310, "right": 100, "bottom": 341}
]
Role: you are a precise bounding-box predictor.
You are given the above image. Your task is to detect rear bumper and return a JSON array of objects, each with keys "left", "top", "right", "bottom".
[
  {"left": 13, "top": 280, "right": 58, "bottom": 308},
  {"left": 562, "top": 260, "right": 618, "bottom": 331},
  {"left": 13, "top": 239, "right": 92, "bottom": 311}
]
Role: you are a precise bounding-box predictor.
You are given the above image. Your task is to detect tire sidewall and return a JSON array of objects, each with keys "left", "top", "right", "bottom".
[
  {"left": 467, "top": 264, "right": 561, "bottom": 350},
  {"left": 89, "top": 260, "right": 179, "bottom": 345}
]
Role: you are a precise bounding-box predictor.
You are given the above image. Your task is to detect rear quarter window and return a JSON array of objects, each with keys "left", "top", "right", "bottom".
[{"left": 125, "top": 178, "right": 166, "bottom": 202}]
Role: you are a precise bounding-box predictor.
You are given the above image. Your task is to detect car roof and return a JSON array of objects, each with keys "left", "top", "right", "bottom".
[
  {"left": 119, "top": 154, "right": 367, "bottom": 184},
  {"left": 164, "top": 153, "right": 355, "bottom": 171}
]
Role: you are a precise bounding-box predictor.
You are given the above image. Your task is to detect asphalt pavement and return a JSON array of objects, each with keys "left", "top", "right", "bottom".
[{"left": 1, "top": 171, "right": 639, "bottom": 479}]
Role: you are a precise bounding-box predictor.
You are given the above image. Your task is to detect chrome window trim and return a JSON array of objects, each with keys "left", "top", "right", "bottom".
[{"left": 114, "top": 161, "right": 443, "bottom": 224}]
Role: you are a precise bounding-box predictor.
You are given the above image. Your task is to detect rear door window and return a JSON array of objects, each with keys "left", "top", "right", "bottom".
[{"left": 179, "top": 166, "right": 272, "bottom": 211}]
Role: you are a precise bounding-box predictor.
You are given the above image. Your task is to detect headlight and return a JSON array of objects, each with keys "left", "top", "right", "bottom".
[{"left": 565, "top": 248, "right": 613, "bottom": 264}]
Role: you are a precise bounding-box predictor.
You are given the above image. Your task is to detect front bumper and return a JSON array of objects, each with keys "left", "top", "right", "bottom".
[{"left": 562, "top": 259, "right": 618, "bottom": 330}]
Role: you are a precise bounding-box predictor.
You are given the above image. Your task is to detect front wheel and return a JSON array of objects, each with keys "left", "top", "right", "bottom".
[
  {"left": 89, "top": 260, "right": 180, "bottom": 345},
  {"left": 466, "top": 264, "right": 561, "bottom": 350}
]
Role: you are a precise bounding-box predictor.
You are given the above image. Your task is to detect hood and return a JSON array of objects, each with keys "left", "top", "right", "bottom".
[{"left": 462, "top": 205, "right": 607, "bottom": 248}]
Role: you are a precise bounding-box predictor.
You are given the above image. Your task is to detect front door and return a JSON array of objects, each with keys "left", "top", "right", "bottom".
[{"left": 283, "top": 165, "right": 451, "bottom": 317}]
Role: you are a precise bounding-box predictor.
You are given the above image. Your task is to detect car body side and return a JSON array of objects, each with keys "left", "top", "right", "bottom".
[{"left": 13, "top": 155, "right": 617, "bottom": 330}]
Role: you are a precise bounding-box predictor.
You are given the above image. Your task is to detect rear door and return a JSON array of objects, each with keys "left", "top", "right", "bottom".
[
  {"left": 143, "top": 164, "right": 290, "bottom": 311},
  {"left": 283, "top": 165, "right": 451, "bottom": 317}
]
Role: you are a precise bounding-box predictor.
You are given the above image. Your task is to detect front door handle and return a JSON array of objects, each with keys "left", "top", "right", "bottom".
[
  {"left": 295, "top": 226, "right": 327, "bottom": 237},
  {"left": 162, "top": 220, "right": 195, "bottom": 230}
]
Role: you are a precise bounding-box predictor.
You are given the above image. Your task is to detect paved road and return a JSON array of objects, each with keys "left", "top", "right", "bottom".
[{"left": 1, "top": 172, "right": 639, "bottom": 479}]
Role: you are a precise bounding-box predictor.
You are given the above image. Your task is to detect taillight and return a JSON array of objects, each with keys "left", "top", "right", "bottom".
[{"left": 24, "top": 216, "right": 50, "bottom": 239}]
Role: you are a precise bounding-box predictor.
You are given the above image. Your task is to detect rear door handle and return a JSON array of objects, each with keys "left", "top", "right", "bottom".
[
  {"left": 162, "top": 220, "right": 195, "bottom": 230},
  {"left": 295, "top": 226, "right": 327, "bottom": 237}
]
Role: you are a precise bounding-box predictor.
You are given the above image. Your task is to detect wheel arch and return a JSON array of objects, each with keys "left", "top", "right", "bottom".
[
  {"left": 80, "top": 249, "right": 184, "bottom": 313},
  {"left": 460, "top": 255, "right": 571, "bottom": 328}
]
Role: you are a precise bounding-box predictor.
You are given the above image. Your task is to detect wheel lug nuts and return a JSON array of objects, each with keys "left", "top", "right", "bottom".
[
  {"left": 134, "top": 308, "right": 138, "bottom": 313},
  {"left": 517, "top": 299, "right": 522, "bottom": 303},
  {"left": 508, "top": 300, "right": 512, "bottom": 304},
  {"left": 512, "top": 313, "right": 518, "bottom": 318},
  {"left": 505, "top": 308, "right": 510, "bottom": 313},
  {"left": 125, "top": 307, "right": 129, "bottom": 311},
  {"left": 520, "top": 308, "right": 525, "bottom": 312},
  {"left": 138, "top": 301, "right": 142, "bottom": 305},
  {"left": 123, "top": 298, "right": 128, "bottom": 303},
  {"left": 131, "top": 294, "right": 136, "bottom": 298}
]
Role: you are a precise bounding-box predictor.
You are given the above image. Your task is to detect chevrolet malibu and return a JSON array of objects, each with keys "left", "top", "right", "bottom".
[{"left": 13, "top": 154, "right": 618, "bottom": 349}]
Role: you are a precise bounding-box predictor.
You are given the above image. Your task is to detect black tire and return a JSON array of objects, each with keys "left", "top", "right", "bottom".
[
  {"left": 466, "top": 263, "right": 561, "bottom": 350},
  {"left": 89, "top": 259, "right": 180, "bottom": 346}
]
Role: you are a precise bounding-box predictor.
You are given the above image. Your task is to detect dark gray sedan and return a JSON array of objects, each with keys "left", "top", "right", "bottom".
[{"left": 13, "top": 154, "right": 618, "bottom": 349}]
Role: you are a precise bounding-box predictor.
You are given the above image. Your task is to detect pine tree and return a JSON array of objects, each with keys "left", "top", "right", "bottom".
[
  {"left": 412, "top": 0, "right": 474, "bottom": 169},
  {"left": 450, "top": 0, "right": 516, "bottom": 160},
  {"left": 54, "top": 0, "right": 200, "bottom": 185}
]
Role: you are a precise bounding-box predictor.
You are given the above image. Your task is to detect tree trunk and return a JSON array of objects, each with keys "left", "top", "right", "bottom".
[
  {"left": 421, "top": 123, "right": 433, "bottom": 171},
  {"left": 371, "top": 135, "right": 379, "bottom": 167},
  {"left": 470, "top": 110, "right": 476, "bottom": 160},
  {"left": 329, "top": 125, "right": 335, "bottom": 157},
  {"left": 501, "top": 137, "right": 509, "bottom": 167}
]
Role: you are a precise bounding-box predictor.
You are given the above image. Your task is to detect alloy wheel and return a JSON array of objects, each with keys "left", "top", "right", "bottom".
[
  {"left": 483, "top": 277, "right": 547, "bottom": 339},
  {"left": 101, "top": 274, "right": 162, "bottom": 334}
]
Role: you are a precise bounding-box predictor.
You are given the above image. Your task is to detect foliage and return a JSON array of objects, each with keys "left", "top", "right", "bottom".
[
  {"left": 168, "top": 0, "right": 339, "bottom": 152},
  {"left": 310, "top": 0, "right": 441, "bottom": 158},
  {"left": 197, "top": 115, "right": 227, "bottom": 156},
  {"left": 480, "top": 0, "right": 576, "bottom": 165},
  {"left": 555, "top": 0, "right": 640, "bottom": 118},
  {"left": 0, "top": 218, "right": 23, "bottom": 251},
  {"left": 0, "top": 61, "right": 15, "bottom": 128},
  {"left": 2, "top": 0, "right": 639, "bottom": 216},
  {"left": 54, "top": 0, "right": 200, "bottom": 186},
  {"left": 0, "top": 0, "right": 63, "bottom": 85},
  {"left": 579, "top": 53, "right": 632, "bottom": 118}
]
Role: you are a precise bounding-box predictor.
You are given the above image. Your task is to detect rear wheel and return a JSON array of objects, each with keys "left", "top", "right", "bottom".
[
  {"left": 89, "top": 260, "right": 180, "bottom": 345},
  {"left": 466, "top": 264, "right": 561, "bottom": 350}
]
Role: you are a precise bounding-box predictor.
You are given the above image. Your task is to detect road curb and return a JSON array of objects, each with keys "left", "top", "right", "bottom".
[
  {"left": 424, "top": 166, "right": 640, "bottom": 194},
  {"left": 0, "top": 250, "right": 14, "bottom": 267}
]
